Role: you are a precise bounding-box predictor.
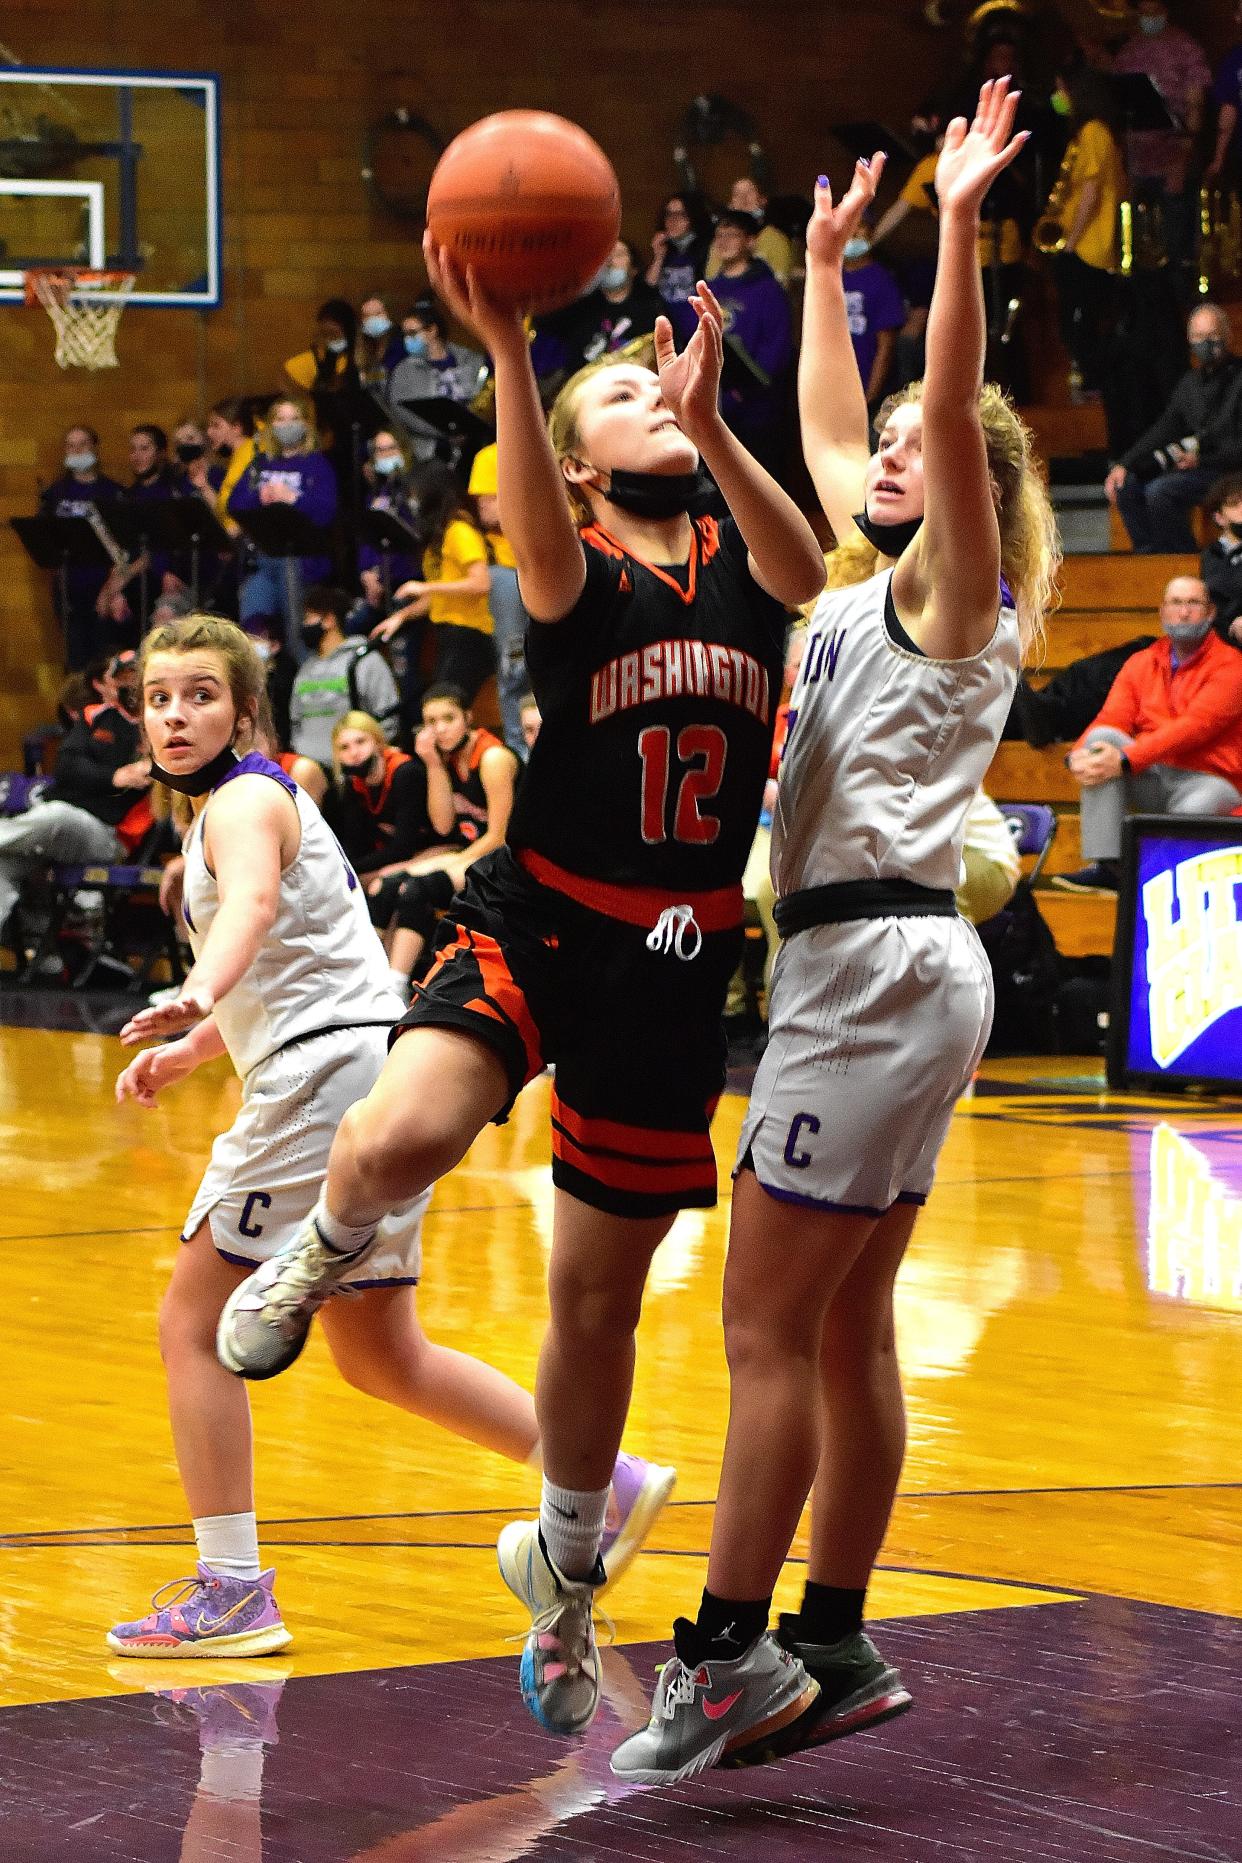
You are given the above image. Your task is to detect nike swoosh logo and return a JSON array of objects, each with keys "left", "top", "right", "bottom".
[
  {"left": 702, "top": 1690, "right": 743, "bottom": 1721},
  {"left": 548, "top": 1504, "right": 579, "bottom": 1521},
  {"left": 194, "top": 1589, "right": 260, "bottom": 1635}
]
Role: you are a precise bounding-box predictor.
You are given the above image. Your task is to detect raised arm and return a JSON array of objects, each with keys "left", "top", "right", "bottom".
[
  {"left": 797, "top": 154, "right": 887, "bottom": 543},
  {"left": 655, "top": 287, "right": 824, "bottom": 608},
  {"left": 424, "top": 235, "right": 585, "bottom": 623},
  {"left": 894, "top": 80, "right": 1026, "bottom": 658}
]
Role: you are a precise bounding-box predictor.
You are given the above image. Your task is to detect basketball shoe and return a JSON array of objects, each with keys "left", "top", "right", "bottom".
[
  {"left": 107, "top": 1565, "right": 291, "bottom": 1658},
  {"left": 497, "top": 1522, "right": 605, "bottom": 1735},
  {"left": 608, "top": 1621, "right": 819, "bottom": 1784},
  {"left": 216, "top": 1218, "right": 371, "bottom": 1379},
  {"left": 773, "top": 1617, "right": 912, "bottom": 1747},
  {"left": 598, "top": 1454, "right": 676, "bottom": 1593}
]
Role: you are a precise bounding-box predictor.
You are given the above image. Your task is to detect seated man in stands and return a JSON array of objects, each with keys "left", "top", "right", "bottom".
[
  {"left": 290, "top": 586, "right": 402, "bottom": 772},
  {"left": 1104, "top": 304, "right": 1242, "bottom": 553},
  {"left": 0, "top": 653, "right": 152, "bottom": 960},
  {"left": 1200, "top": 472, "right": 1242, "bottom": 641},
  {"left": 1054, "top": 575, "right": 1242, "bottom": 893}
]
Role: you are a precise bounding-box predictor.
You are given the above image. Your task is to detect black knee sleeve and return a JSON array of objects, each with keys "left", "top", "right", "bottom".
[{"left": 394, "top": 868, "right": 456, "bottom": 940}]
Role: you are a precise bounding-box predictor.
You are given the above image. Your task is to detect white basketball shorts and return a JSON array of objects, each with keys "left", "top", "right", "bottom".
[
  {"left": 737, "top": 914, "right": 993, "bottom": 1215},
  {"left": 183, "top": 1026, "right": 428, "bottom": 1285}
]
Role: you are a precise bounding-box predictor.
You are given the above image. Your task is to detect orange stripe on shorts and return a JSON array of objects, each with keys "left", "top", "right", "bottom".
[
  {"left": 551, "top": 1090, "right": 714, "bottom": 1163},
  {"left": 552, "top": 1128, "right": 717, "bottom": 1194}
]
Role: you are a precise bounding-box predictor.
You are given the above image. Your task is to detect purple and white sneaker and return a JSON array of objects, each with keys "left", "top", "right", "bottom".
[
  {"left": 107, "top": 1564, "right": 292, "bottom": 1659},
  {"left": 598, "top": 1454, "right": 676, "bottom": 1593}
]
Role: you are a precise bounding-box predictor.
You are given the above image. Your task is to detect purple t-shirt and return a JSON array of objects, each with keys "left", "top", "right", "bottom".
[{"left": 843, "top": 260, "right": 905, "bottom": 389}]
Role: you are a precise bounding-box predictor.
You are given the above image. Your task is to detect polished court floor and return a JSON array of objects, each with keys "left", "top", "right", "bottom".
[{"left": 0, "top": 1005, "right": 1239, "bottom": 1859}]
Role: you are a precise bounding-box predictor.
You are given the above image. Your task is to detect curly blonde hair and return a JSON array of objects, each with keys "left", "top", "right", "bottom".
[{"left": 828, "top": 381, "right": 1059, "bottom": 661}]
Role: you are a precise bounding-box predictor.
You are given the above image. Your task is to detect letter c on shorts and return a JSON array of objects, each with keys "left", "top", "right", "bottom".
[
  {"left": 783, "top": 1113, "right": 821, "bottom": 1170},
  {"left": 239, "top": 1191, "right": 272, "bottom": 1238}
]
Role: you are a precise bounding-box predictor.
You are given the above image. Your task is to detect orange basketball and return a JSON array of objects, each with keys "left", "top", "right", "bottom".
[{"left": 426, "top": 111, "right": 621, "bottom": 313}]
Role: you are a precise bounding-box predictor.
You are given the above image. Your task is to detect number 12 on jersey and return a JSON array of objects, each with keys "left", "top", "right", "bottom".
[{"left": 638, "top": 724, "right": 727, "bottom": 845}]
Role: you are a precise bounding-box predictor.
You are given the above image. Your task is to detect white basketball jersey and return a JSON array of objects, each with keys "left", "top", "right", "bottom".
[
  {"left": 774, "top": 570, "right": 1020, "bottom": 897},
  {"left": 182, "top": 757, "right": 404, "bottom": 1076}
]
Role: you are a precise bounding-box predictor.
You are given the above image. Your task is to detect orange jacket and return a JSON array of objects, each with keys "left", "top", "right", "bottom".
[{"left": 1077, "top": 631, "right": 1242, "bottom": 786}]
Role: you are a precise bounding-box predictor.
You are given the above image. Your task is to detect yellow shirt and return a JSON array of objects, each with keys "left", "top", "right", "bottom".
[
  {"left": 467, "top": 443, "right": 517, "bottom": 570},
  {"left": 900, "top": 152, "right": 1022, "bottom": 266},
  {"left": 426, "top": 517, "right": 493, "bottom": 634},
  {"left": 215, "top": 434, "right": 256, "bottom": 533},
  {"left": 1062, "top": 120, "right": 1125, "bottom": 273}
]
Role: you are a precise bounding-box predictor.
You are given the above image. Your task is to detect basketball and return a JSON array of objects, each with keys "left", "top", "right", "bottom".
[{"left": 426, "top": 110, "right": 621, "bottom": 312}]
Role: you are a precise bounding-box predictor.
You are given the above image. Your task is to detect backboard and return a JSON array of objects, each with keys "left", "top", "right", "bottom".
[{"left": 0, "top": 66, "right": 220, "bottom": 306}]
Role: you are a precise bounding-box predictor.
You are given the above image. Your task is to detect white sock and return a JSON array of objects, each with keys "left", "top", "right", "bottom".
[
  {"left": 388, "top": 966, "right": 410, "bottom": 995},
  {"left": 313, "top": 1189, "right": 377, "bottom": 1258},
  {"left": 539, "top": 1479, "right": 610, "bottom": 1581},
  {"left": 200, "top": 1746, "right": 267, "bottom": 1803},
  {"left": 193, "top": 1510, "right": 261, "bottom": 1581}
]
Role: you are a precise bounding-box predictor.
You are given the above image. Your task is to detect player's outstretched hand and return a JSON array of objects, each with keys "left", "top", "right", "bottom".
[
  {"left": 806, "top": 154, "right": 887, "bottom": 271},
  {"left": 654, "top": 283, "right": 724, "bottom": 443},
  {"left": 423, "top": 232, "right": 526, "bottom": 358},
  {"left": 119, "top": 983, "right": 213, "bottom": 1047},
  {"left": 115, "top": 1041, "right": 194, "bottom": 1108},
  {"left": 934, "top": 77, "right": 1027, "bottom": 218}
]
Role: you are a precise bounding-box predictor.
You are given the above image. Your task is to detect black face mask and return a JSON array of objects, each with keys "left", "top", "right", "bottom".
[
  {"left": 605, "top": 466, "right": 715, "bottom": 520},
  {"left": 853, "top": 508, "right": 923, "bottom": 557},
  {"left": 150, "top": 745, "right": 239, "bottom": 796},
  {"left": 300, "top": 622, "right": 324, "bottom": 650},
  {"left": 1191, "top": 336, "right": 1227, "bottom": 369},
  {"left": 176, "top": 441, "right": 206, "bottom": 463},
  {"left": 342, "top": 753, "right": 381, "bottom": 781}
]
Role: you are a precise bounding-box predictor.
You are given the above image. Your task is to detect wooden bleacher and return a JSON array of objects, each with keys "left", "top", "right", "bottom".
[{"left": 985, "top": 550, "right": 1197, "bottom": 959}]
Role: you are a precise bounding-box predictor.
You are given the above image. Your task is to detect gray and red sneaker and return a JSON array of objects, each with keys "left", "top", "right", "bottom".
[
  {"left": 598, "top": 1454, "right": 676, "bottom": 1593},
  {"left": 107, "top": 1564, "right": 292, "bottom": 1659}
]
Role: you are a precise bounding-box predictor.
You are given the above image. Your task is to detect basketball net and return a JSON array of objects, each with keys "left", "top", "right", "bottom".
[{"left": 24, "top": 270, "right": 136, "bottom": 370}]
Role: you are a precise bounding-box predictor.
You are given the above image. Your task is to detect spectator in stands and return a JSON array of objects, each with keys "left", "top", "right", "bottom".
[
  {"left": 1200, "top": 472, "right": 1242, "bottom": 640},
  {"left": 1104, "top": 304, "right": 1242, "bottom": 552},
  {"left": 291, "top": 585, "right": 401, "bottom": 770},
  {"left": 388, "top": 462, "right": 495, "bottom": 702},
  {"left": 357, "top": 293, "right": 405, "bottom": 387},
  {"left": 204, "top": 399, "right": 254, "bottom": 494},
  {"left": 711, "top": 210, "right": 794, "bottom": 475},
  {"left": 518, "top": 692, "right": 541, "bottom": 755},
  {"left": 956, "top": 790, "right": 1021, "bottom": 925},
  {"left": 39, "top": 423, "right": 125, "bottom": 669},
  {"left": 1054, "top": 574, "right": 1242, "bottom": 893},
  {"left": 331, "top": 711, "right": 432, "bottom": 883},
  {"left": 176, "top": 403, "right": 248, "bottom": 612},
  {"left": 284, "top": 297, "right": 362, "bottom": 396},
  {"left": 0, "top": 654, "right": 151, "bottom": 958},
  {"left": 708, "top": 177, "right": 794, "bottom": 285},
  {"left": 240, "top": 614, "right": 297, "bottom": 749},
  {"left": 645, "top": 193, "right": 712, "bottom": 325},
  {"left": 228, "top": 396, "right": 337, "bottom": 629},
  {"left": 840, "top": 214, "right": 905, "bottom": 407},
  {"left": 355, "top": 429, "right": 426, "bottom": 717},
  {"left": 467, "top": 440, "right": 526, "bottom": 756},
  {"left": 170, "top": 419, "right": 209, "bottom": 487},
  {"left": 95, "top": 425, "right": 184, "bottom": 644},
  {"left": 561, "top": 240, "right": 665, "bottom": 370},
  {"left": 1112, "top": 0, "right": 1211, "bottom": 301},
  {"left": 387, "top": 296, "right": 486, "bottom": 454},
  {"left": 1049, "top": 66, "right": 1126, "bottom": 409},
  {"left": 1205, "top": 2, "right": 1242, "bottom": 187}
]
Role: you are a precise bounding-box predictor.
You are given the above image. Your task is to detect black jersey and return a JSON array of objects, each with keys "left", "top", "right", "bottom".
[
  {"left": 447, "top": 728, "right": 515, "bottom": 847},
  {"left": 508, "top": 516, "right": 787, "bottom": 892}
]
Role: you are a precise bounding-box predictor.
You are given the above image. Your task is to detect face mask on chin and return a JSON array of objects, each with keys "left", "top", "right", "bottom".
[
  {"left": 853, "top": 506, "right": 923, "bottom": 556},
  {"left": 150, "top": 744, "right": 239, "bottom": 796},
  {"left": 342, "top": 752, "right": 380, "bottom": 779},
  {"left": 599, "top": 465, "right": 715, "bottom": 519},
  {"left": 1165, "top": 619, "right": 1213, "bottom": 652}
]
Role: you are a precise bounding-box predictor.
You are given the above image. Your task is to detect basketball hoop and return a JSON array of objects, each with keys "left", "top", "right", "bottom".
[{"left": 24, "top": 269, "right": 136, "bottom": 370}]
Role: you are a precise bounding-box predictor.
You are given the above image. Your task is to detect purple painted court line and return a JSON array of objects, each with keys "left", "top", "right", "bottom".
[{"left": 0, "top": 1599, "right": 1238, "bottom": 1862}]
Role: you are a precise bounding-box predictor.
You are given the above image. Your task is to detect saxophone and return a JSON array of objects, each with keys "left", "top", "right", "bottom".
[{"left": 1033, "top": 146, "right": 1074, "bottom": 255}]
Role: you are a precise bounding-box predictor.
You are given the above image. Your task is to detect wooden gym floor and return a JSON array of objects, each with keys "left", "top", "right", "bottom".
[{"left": 0, "top": 1004, "right": 1238, "bottom": 1860}]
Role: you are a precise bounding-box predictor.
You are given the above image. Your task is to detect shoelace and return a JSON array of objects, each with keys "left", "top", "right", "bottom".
[
  {"left": 645, "top": 904, "right": 703, "bottom": 961},
  {"left": 252, "top": 1238, "right": 349, "bottom": 1329},
  {"left": 506, "top": 1595, "right": 616, "bottom": 1663},
  {"left": 149, "top": 1574, "right": 213, "bottom": 1613},
  {"left": 657, "top": 1659, "right": 700, "bottom": 1720}
]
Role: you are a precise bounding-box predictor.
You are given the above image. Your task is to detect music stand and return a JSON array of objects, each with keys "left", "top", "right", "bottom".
[
  {"left": 136, "top": 498, "right": 237, "bottom": 605},
  {"left": 397, "top": 396, "right": 491, "bottom": 472},
  {"left": 357, "top": 506, "right": 423, "bottom": 608},
  {"left": 1112, "top": 72, "right": 1181, "bottom": 136},
  {"left": 11, "top": 515, "right": 114, "bottom": 624},
  {"left": 230, "top": 506, "right": 334, "bottom": 655},
  {"left": 105, "top": 502, "right": 179, "bottom": 633},
  {"left": 721, "top": 335, "right": 772, "bottom": 398}
]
